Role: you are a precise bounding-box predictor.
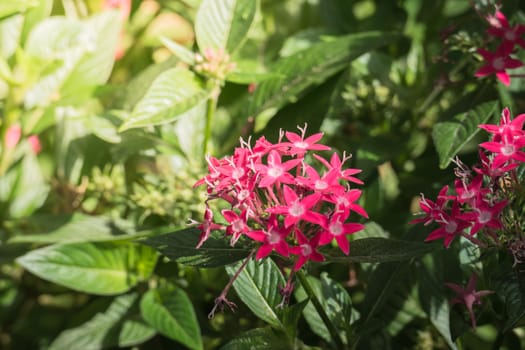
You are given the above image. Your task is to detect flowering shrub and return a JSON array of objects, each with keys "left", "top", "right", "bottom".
[{"left": 194, "top": 126, "right": 367, "bottom": 272}]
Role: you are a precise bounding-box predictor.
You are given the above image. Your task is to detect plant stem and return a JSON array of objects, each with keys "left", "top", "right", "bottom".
[
  {"left": 203, "top": 81, "right": 220, "bottom": 157},
  {"left": 296, "top": 270, "right": 346, "bottom": 349}
]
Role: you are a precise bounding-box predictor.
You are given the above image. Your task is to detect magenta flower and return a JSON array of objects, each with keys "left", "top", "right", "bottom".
[
  {"left": 479, "top": 131, "right": 525, "bottom": 168},
  {"left": 267, "top": 185, "right": 324, "bottom": 228},
  {"left": 424, "top": 202, "right": 470, "bottom": 248},
  {"left": 194, "top": 125, "right": 366, "bottom": 270},
  {"left": 255, "top": 150, "right": 300, "bottom": 187},
  {"left": 318, "top": 212, "right": 365, "bottom": 254},
  {"left": 479, "top": 107, "right": 525, "bottom": 142},
  {"left": 411, "top": 185, "right": 452, "bottom": 226},
  {"left": 459, "top": 198, "right": 507, "bottom": 235},
  {"left": 486, "top": 11, "right": 525, "bottom": 51},
  {"left": 245, "top": 215, "right": 291, "bottom": 260},
  {"left": 475, "top": 46, "right": 523, "bottom": 86},
  {"left": 445, "top": 274, "right": 493, "bottom": 329},
  {"left": 289, "top": 230, "right": 325, "bottom": 271}
]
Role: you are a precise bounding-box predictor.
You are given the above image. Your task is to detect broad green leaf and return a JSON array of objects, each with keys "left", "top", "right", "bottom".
[
  {"left": 495, "top": 268, "right": 525, "bottom": 332},
  {"left": 161, "top": 36, "right": 195, "bottom": 65},
  {"left": 248, "top": 31, "right": 400, "bottom": 129},
  {"left": 226, "top": 258, "right": 285, "bottom": 328},
  {"left": 139, "top": 228, "right": 251, "bottom": 268},
  {"left": 49, "top": 293, "right": 155, "bottom": 350},
  {"left": 0, "top": 14, "right": 23, "bottom": 58},
  {"left": 8, "top": 150, "right": 49, "bottom": 218},
  {"left": 119, "top": 68, "right": 209, "bottom": 131},
  {"left": 324, "top": 237, "right": 435, "bottom": 263},
  {"left": 8, "top": 213, "right": 133, "bottom": 244},
  {"left": 295, "top": 273, "right": 356, "bottom": 345},
  {"left": 17, "top": 241, "right": 158, "bottom": 295},
  {"left": 432, "top": 100, "right": 499, "bottom": 169},
  {"left": 20, "top": 0, "right": 53, "bottom": 44},
  {"left": 24, "top": 11, "right": 120, "bottom": 108},
  {"left": 220, "top": 327, "right": 290, "bottom": 350},
  {"left": 195, "top": 0, "right": 257, "bottom": 54},
  {"left": 0, "top": 0, "right": 38, "bottom": 19},
  {"left": 140, "top": 286, "right": 202, "bottom": 350}
]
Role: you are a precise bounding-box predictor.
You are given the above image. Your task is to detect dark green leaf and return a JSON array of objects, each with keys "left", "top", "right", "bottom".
[
  {"left": 226, "top": 258, "right": 285, "bottom": 328},
  {"left": 17, "top": 241, "right": 158, "bottom": 295},
  {"left": 220, "top": 327, "right": 291, "bottom": 350},
  {"left": 325, "top": 237, "right": 435, "bottom": 263},
  {"left": 495, "top": 268, "right": 525, "bottom": 332},
  {"left": 49, "top": 293, "right": 155, "bottom": 350},
  {"left": 295, "top": 273, "right": 356, "bottom": 345},
  {"left": 432, "top": 100, "right": 499, "bottom": 169},
  {"left": 249, "top": 31, "right": 400, "bottom": 130},
  {"left": 139, "top": 228, "right": 251, "bottom": 268},
  {"left": 140, "top": 285, "right": 202, "bottom": 350}
]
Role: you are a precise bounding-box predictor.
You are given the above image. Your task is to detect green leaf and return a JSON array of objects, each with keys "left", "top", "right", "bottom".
[
  {"left": 49, "top": 293, "right": 155, "bottom": 350},
  {"left": 17, "top": 241, "right": 158, "bottom": 295},
  {"left": 8, "top": 213, "right": 129, "bottom": 244},
  {"left": 8, "top": 151, "right": 49, "bottom": 218},
  {"left": 0, "top": 14, "right": 23, "bottom": 59},
  {"left": 295, "top": 273, "right": 356, "bottom": 344},
  {"left": 432, "top": 100, "right": 499, "bottom": 169},
  {"left": 248, "top": 31, "right": 400, "bottom": 129},
  {"left": 139, "top": 228, "right": 251, "bottom": 268},
  {"left": 280, "top": 299, "right": 308, "bottom": 341},
  {"left": 418, "top": 262, "right": 457, "bottom": 350},
  {"left": 195, "top": 0, "right": 257, "bottom": 54},
  {"left": 495, "top": 268, "right": 525, "bottom": 332},
  {"left": 324, "top": 237, "right": 435, "bottom": 263},
  {"left": 119, "top": 68, "right": 209, "bottom": 131},
  {"left": 24, "top": 11, "right": 120, "bottom": 108},
  {"left": 161, "top": 36, "right": 195, "bottom": 65},
  {"left": 220, "top": 327, "right": 291, "bottom": 350},
  {"left": 0, "top": 0, "right": 38, "bottom": 19},
  {"left": 140, "top": 285, "right": 203, "bottom": 350},
  {"left": 226, "top": 258, "right": 285, "bottom": 328}
]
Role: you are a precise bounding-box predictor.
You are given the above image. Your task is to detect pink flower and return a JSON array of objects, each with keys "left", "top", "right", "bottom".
[
  {"left": 318, "top": 212, "right": 365, "bottom": 254},
  {"left": 314, "top": 152, "right": 363, "bottom": 185},
  {"left": 475, "top": 46, "right": 523, "bottom": 86},
  {"left": 284, "top": 124, "right": 331, "bottom": 156},
  {"left": 267, "top": 185, "right": 324, "bottom": 228},
  {"left": 479, "top": 131, "right": 525, "bottom": 168},
  {"left": 222, "top": 209, "right": 250, "bottom": 246},
  {"left": 424, "top": 201, "right": 470, "bottom": 248},
  {"left": 289, "top": 230, "right": 324, "bottom": 271},
  {"left": 245, "top": 215, "right": 291, "bottom": 260},
  {"left": 445, "top": 274, "right": 493, "bottom": 329},
  {"left": 411, "top": 185, "right": 452, "bottom": 226},
  {"left": 459, "top": 198, "right": 507, "bottom": 235},
  {"left": 486, "top": 11, "right": 525, "bottom": 51},
  {"left": 479, "top": 107, "right": 525, "bottom": 142},
  {"left": 27, "top": 135, "right": 41, "bottom": 154},
  {"left": 254, "top": 150, "right": 300, "bottom": 187},
  {"left": 5, "top": 124, "right": 21, "bottom": 149}
]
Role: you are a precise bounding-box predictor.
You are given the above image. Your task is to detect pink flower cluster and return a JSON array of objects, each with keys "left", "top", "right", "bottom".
[
  {"left": 194, "top": 126, "right": 368, "bottom": 271},
  {"left": 413, "top": 107, "right": 525, "bottom": 247},
  {"left": 475, "top": 11, "right": 525, "bottom": 86}
]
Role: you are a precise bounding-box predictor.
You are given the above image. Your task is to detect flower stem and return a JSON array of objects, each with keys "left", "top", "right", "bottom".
[
  {"left": 203, "top": 81, "right": 220, "bottom": 157},
  {"left": 296, "top": 270, "right": 346, "bottom": 349},
  {"left": 208, "top": 249, "right": 256, "bottom": 319}
]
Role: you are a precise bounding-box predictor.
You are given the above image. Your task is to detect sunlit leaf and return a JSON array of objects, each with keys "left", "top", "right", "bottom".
[
  {"left": 17, "top": 241, "right": 158, "bottom": 295},
  {"left": 119, "top": 68, "right": 209, "bottom": 131},
  {"left": 195, "top": 0, "right": 257, "bottom": 54}
]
